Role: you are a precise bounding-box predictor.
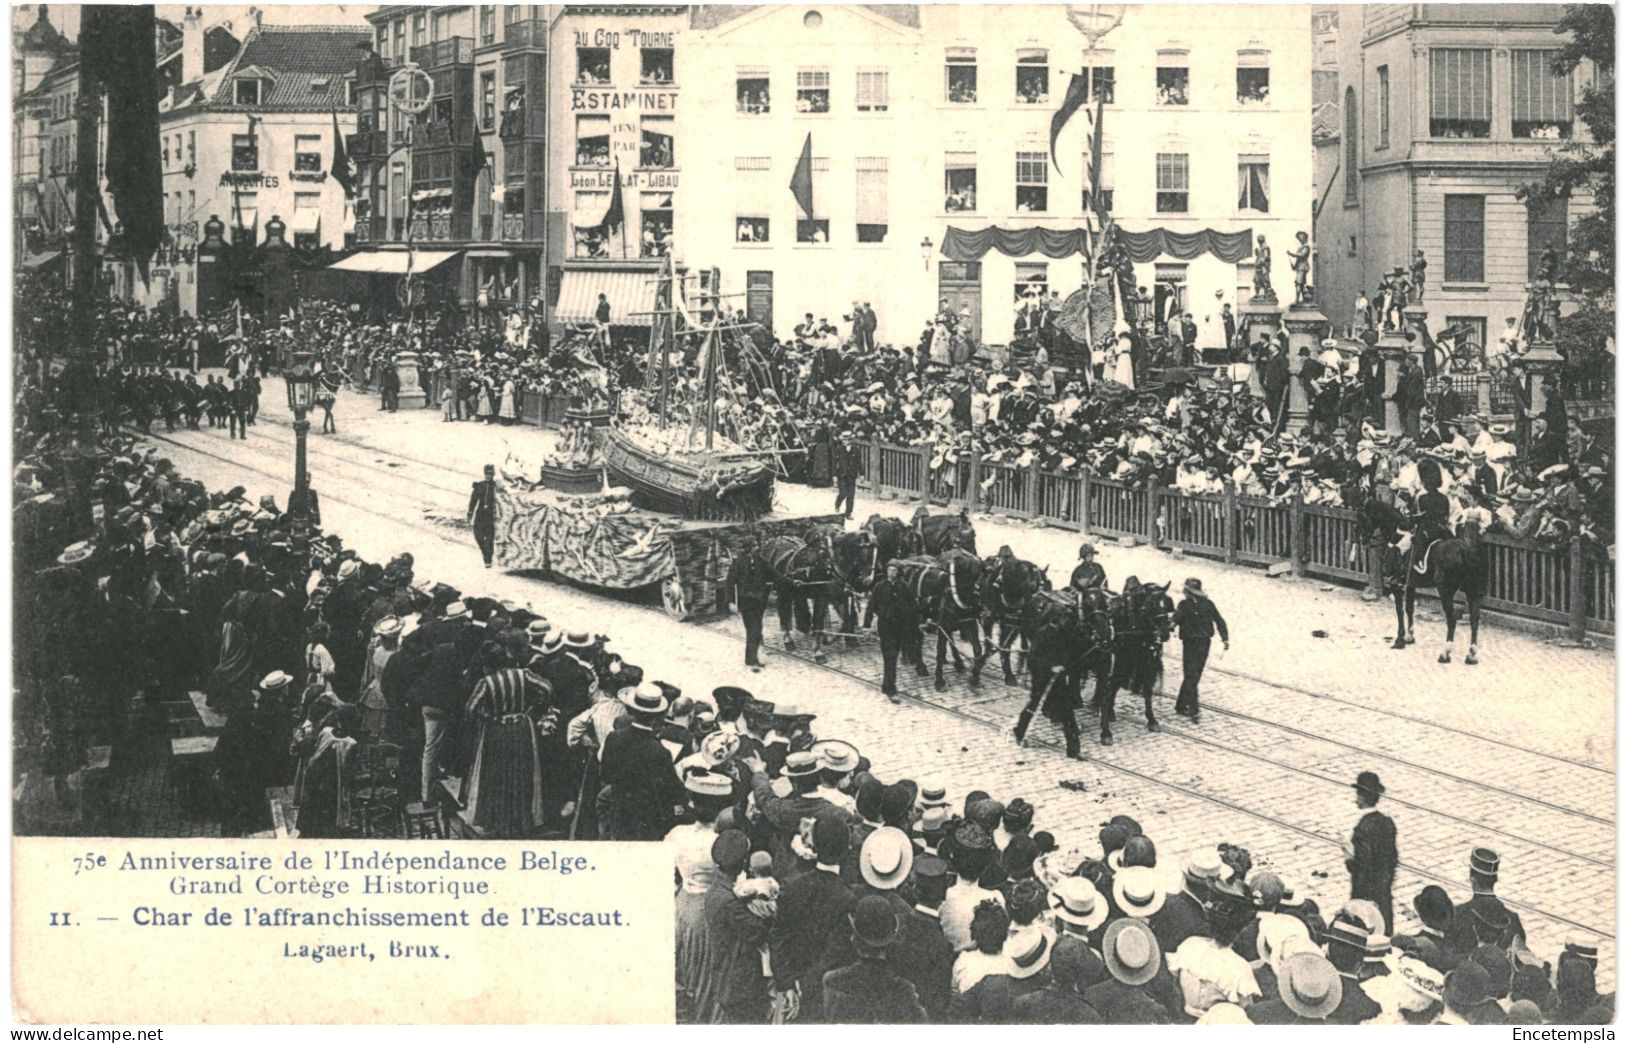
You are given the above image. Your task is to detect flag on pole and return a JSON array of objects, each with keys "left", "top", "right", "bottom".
[
  {"left": 329, "top": 105, "right": 355, "bottom": 196},
  {"left": 82, "top": 5, "right": 163, "bottom": 282},
  {"left": 599, "top": 161, "right": 625, "bottom": 234},
  {"left": 789, "top": 133, "right": 814, "bottom": 219},
  {"left": 1049, "top": 72, "right": 1093, "bottom": 176},
  {"left": 1085, "top": 92, "right": 1108, "bottom": 226}
]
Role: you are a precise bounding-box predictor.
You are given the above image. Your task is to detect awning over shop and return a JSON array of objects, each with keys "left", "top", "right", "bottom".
[
  {"left": 327, "top": 249, "right": 461, "bottom": 275},
  {"left": 21, "top": 250, "right": 62, "bottom": 271},
  {"left": 553, "top": 268, "right": 657, "bottom": 327},
  {"left": 289, "top": 210, "right": 321, "bottom": 234}
]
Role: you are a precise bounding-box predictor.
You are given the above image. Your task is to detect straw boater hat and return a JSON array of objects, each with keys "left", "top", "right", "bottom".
[
  {"left": 619, "top": 682, "right": 669, "bottom": 715},
  {"left": 1051, "top": 876, "right": 1110, "bottom": 932},
  {"left": 1007, "top": 929, "right": 1054, "bottom": 980},
  {"left": 683, "top": 770, "right": 733, "bottom": 800},
  {"left": 812, "top": 740, "right": 861, "bottom": 775},
  {"left": 526, "top": 619, "right": 553, "bottom": 644},
  {"left": 1112, "top": 866, "right": 1167, "bottom": 918},
  {"left": 1279, "top": 952, "right": 1344, "bottom": 1020},
  {"left": 564, "top": 630, "right": 594, "bottom": 649},
  {"left": 443, "top": 600, "right": 470, "bottom": 621},
  {"left": 1102, "top": 918, "right": 1162, "bottom": 986},
  {"left": 540, "top": 630, "right": 566, "bottom": 655},
  {"left": 374, "top": 616, "right": 403, "bottom": 638},
  {"left": 56, "top": 542, "right": 95, "bottom": 566},
  {"left": 859, "top": 827, "right": 914, "bottom": 890},
  {"left": 260, "top": 670, "right": 292, "bottom": 691}
]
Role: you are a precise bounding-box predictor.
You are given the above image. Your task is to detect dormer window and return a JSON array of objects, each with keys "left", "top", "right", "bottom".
[
  {"left": 235, "top": 79, "right": 261, "bottom": 106},
  {"left": 310, "top": 76, "right": 332, "bottom": 94}
]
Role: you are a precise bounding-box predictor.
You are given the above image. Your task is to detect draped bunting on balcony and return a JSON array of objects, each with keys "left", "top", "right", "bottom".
[{"left": 940, "top": 226, "right": 1255, "bottom": 264}]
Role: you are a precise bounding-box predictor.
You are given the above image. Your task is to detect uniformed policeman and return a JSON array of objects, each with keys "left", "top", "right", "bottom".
[
  {"left": 864, "top": 560, "right": 916, "bottom": 702},
  {"left": 468, "top": 464, "right": 498, "bottom": 568},
  {"left": 721, "top": 534, "right": 773, "bottom": 671},
  {"left": 1069, "top": 543, "right": 1107, "bottom": 594}
]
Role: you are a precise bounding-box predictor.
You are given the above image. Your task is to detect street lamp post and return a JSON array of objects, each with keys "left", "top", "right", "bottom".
[
  {"left": 283, "top": 353, "right": 317, "bottom": 559},
  {"left": 920, "top": 236, "right": 933, "bottom": 271}
]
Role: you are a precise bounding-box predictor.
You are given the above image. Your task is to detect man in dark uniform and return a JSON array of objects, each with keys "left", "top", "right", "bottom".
[
  {"left": 1069, "top": 543, "right": 1106, "bottom": 594},
  {"left": 468, "top": 464, "right": 498, "bottom": 568},
  {"left": 864, "top": 561, "right": 916, "bottom": 702},
  {"left": 1344, "top": 770, "right": 1398, "bottom": 933},
  {"left": 831, "top": 429, "right": 864, "bottom": 520},
  {"left": 721, "top": 535, "right": 773, "bottom": 672},
  {"left": 1171, "top": 577, "right": 1228, "bottom": 722},
  {"left": 1408, "top": 459, "right": 1452, "bottom": 572}
]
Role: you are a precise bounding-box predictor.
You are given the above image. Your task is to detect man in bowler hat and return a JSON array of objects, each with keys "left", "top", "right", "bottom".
[{"left": 1344, "top": 770, "right": 1398, "bottom": 933}]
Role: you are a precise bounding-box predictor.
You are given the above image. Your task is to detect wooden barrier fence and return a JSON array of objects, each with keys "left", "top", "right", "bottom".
[
  {"left": 854, "top": 439, "right": 1612, "bottom": 639},
  {"left": 347, "top": 363, "right": 580, "bottom": 432}
]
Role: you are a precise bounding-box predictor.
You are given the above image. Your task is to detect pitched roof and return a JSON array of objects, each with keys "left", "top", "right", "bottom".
[
  {"left": 690, "top": 4, "right": 919, "bottom": 30},
  {"left": 207, "top": 25, "right": 372, "bottom": 112},
  {"left": 1312, "top": 101, "right": 1341, "bottom": 144}
]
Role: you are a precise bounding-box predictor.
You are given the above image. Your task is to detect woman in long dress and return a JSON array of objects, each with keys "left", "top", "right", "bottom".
[
  {"left": 668, "top": 776, "right": 733, "bottom": 1024},
  {"left": 461, "top": 644, "right": 548, "bottom": 837},
  {"left": 476, "top": 377, "right": 496, "bottom": 423},
  {"left": 498, "top": 377, "right": 518, "bottom": 425},
  {"left": 1113, "top": 333, "right": 1138, "bottom": 389}
]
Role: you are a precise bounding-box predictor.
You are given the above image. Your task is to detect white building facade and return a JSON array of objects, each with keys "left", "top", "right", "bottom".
[{"left": 675, "top": 4, "right": 1312, "bottom": 351}]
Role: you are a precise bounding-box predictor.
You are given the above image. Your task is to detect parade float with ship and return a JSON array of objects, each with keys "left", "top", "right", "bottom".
[{"left": 441, "top": 258, "right": 838, "bottom": 620}]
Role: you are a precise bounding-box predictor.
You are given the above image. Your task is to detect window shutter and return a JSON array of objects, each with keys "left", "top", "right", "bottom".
[
  {"left": 1431, "top": 48, "right": 1491, "bottom": 121},
  {"left": 1512, "top": 50, "right": 1571, "bottom": 122},
  {"left": 1443, "top": 195, "right": 1485, "bottom": 282},
  {"left": 856, "top": 158, "right": 887, "bottom": 224}
]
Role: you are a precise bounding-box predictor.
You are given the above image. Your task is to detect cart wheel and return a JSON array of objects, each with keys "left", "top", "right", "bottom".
[{"left": 662, "top": 575, "right": 690, "bottom": 620}]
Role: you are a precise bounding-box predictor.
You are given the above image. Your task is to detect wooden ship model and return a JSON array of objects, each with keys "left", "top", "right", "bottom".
[{"left": 599, "top": 257, "right": 776, "bottom": 521}]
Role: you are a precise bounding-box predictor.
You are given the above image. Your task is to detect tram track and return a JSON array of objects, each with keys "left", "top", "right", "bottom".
[
  {"left": 136, "top": 422, "right": 1615, "bottom": 941},
  {"left": 250, "top": 408, "right": 1615, "bottom": 782}
]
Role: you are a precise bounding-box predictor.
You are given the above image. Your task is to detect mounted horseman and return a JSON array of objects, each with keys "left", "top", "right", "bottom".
[
  {"left": 1351, "top": 458, "right": 1490, "bottom": 663},
  {"left": 976, "top": 546, "right": 1052, "bottom": 685}
]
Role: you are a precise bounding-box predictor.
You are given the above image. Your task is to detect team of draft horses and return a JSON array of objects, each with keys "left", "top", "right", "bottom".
[{"left": 729, "top": 510, "right": 1176, "bottom": 753}]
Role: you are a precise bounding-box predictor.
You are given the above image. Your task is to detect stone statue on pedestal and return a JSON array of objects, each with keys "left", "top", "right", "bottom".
[
  {"left": 1288, "top": 230, "right": 1313, "bottom": 306},
  {"left": 1410, "top": 249, "right": 1427, "bottom": 303},
  {"left": 1252, "top": 234, "right": 1275, "bottom": 303}
]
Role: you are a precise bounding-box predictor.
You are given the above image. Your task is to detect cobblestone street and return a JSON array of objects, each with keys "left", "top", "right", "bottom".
[{"left": 123, "top": 385, "right": 1616, "bottom": 986}]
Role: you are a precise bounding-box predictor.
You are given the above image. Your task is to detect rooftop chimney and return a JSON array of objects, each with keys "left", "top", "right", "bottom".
[{"left": 181, "top": 6, "right": 204, "bottom": 85}]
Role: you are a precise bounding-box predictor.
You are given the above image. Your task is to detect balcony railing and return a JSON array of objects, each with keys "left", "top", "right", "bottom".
[
  {"left": 503, "top": 19, "right": 547, "bottom": 51},
  {"left": 346, "top": 130, "right": 389, "bottom": 158},
  {"left": 411, "top": 37, "right": 473, "bottom": 70},
  {"left": 412, "top": 119, "right": 475, "bottom": 149}
]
